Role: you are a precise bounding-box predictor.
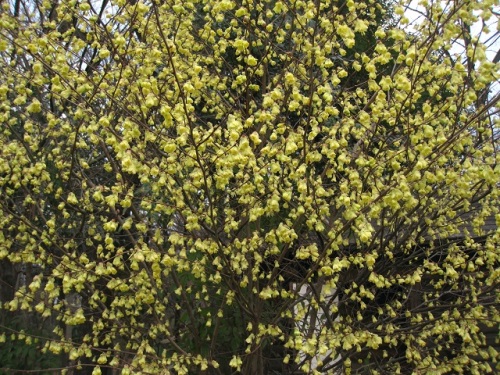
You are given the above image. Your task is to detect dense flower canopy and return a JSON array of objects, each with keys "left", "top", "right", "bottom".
[{"left": 0, "top": 0, "right": 499, "bottom": 374}]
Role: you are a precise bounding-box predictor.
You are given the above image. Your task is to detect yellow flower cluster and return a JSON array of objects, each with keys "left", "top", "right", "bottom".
[{"left": 0, "top": 0, "right": 499, "bottom": 374}]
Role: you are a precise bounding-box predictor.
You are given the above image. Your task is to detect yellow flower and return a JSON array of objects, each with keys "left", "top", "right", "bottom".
[
  {"left": 229, "top": 356, "right": 242, "bottom": 371},
  {"left": 247, "top": 55, "right": 258, "bottom": 66}
]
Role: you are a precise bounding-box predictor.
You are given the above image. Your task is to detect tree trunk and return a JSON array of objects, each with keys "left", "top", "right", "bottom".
[{"left": 243, "top": 344, "right": 264, "bottom": 375}]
